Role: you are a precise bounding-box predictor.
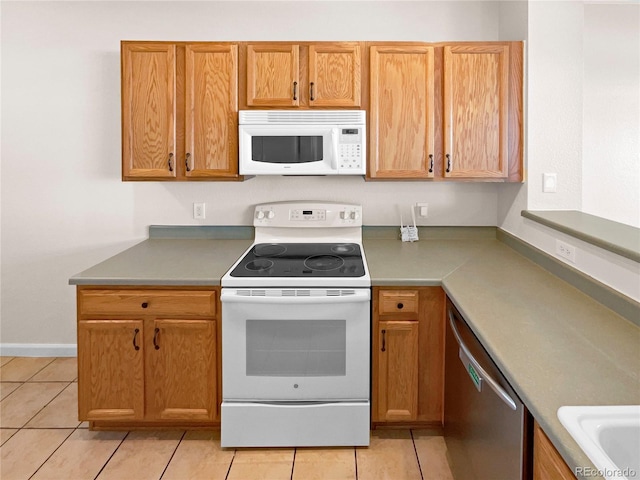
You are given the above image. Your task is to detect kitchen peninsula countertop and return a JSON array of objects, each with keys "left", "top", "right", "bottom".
[{"left": 69, "top": 226, "right": 640, "bottom": 480}]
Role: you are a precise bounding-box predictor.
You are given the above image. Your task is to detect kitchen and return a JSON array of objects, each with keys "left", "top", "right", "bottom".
[{"left": 1, "top": 1, "right": 639, "bottom": 480}]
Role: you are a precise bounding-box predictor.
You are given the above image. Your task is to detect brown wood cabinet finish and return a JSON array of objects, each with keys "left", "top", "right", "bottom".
[
  {"left": 533, "top": 422, "right": 578, "bottom": 480},
  {"left": 78, "top": 319, "right": 145, "bottom": 421},
  {"left": 368, "top": 41, "right": 523, "bottom": 181},
  {"left": 372, "top": 286, "right": 445, "bottom": 426},
  {"left": 121, "top": 42, "right": 240, "bottom": 181},
  {"left": 242, "top": 42, "right": 362, "bottom": 108},
  {"left": 443, "top": 43, "right": 509, "bottom": 179},
  {"left": 77, "top": 286, "right": 220, "bottom": 428},
  {"left": 122, "top": 43, "right": 177, "bottom": 179},
  {"left": 369, "top": 45, "right": 436, "bottom": 179}
]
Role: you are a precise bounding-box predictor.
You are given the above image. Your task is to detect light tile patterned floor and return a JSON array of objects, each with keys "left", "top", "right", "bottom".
[{"left": 0, "top": 357, "right": 454, "bottom": 480}]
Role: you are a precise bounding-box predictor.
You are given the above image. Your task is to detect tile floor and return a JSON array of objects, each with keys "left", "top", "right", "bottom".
[{"left": 0, "top": 357, "right": 454, "bottom": 480}]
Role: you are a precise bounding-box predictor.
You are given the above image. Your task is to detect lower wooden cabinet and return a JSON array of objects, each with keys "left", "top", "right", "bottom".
[
  {"left": 76, "top": 286, "right": 219, "bottom": 428},
  {"left": 372, "top": 286, "right": 445, "bottom": 425},
  {"left": 533, "top": 422, "right": 577, "bottom": 480}
]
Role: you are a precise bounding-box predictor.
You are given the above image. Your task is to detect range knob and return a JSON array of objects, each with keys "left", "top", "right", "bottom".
[
  {"left": 350, "top": 211, "right": 360, "bottom": 220},
  {"left": 256, "top": 211, "right": 265, "bottom": 220},
  {"left": 266, "top": 210, "right": 275, "bottom": 219},
  {"left": 340, "top": 211, "right": 348, "bottom": 220}
]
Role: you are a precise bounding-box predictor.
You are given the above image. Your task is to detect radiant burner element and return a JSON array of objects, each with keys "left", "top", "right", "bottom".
[
  {"left": 254, "top": 244, "right": 287, "bottom": 257},
  {"left": 245, "top": 259, "right": 274, "bottom": 271},
  {"left": 304, "top": 255, "right": 344, "bottom": 271}
]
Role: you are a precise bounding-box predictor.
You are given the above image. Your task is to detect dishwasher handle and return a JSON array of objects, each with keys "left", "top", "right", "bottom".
[{"left": 447, "top": 308, "right": 518, "bottom": 411}]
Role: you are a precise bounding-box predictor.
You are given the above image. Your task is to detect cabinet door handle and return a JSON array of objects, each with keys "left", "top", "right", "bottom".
[
  {"left": 446, "top": 154, "right": 452, "bottom": 173},
  {"left": 381, "top": 329, "right": 386, "bottom": 352},
  {"left": 185, "top": 153, "right": 191, "bottom": 172},
  {"left": 428, "top": 154, "right": 434, "bottom": 173},
  {"left": 168, "top": 153, "right": 174, "bottom": 172},
  {"left": 153, "top": 327, "right": 160, "bottom": 350},
  {"left": 397, "top": 302, "right": 404, "bottom": 310},
  {"left": 133, "top": 328, "right": 140, "bottom": 351},
  {"left": 310, "top": 82, "right": 315, "bottom": 101},
  {"left": 293, "top": 81, "right": 298, "bottom": 101}
]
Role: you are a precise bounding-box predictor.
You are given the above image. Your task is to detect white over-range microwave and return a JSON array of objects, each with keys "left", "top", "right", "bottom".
[{"left": 238, "top": 110, "right": 366, "bottom": 175}]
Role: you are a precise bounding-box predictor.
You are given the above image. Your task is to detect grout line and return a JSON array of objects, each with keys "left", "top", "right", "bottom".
[
  {"left": 224, "top": 449, "right": 237, "bottom": 480},
  {"left": 27, "top": 427, "right": 76, "bottom": 480},
  {"left": 290, "top": 448, "right": 296, "bottom": 480},
  {"left": 21, "top": 380, "right": 77, "bottom": 429},
  {"left": 93, "top": 430, "right": 130, "bottom": 480},
  {"left": 158, "top": 430, "right": 186, "bottom": 479},
  {"left": 354, "top": 446, "right": 358, "bottom": 480},
  {"left": 410, "top": 429, "right": 425, "bottom": 480},
  {"left": 24, "top": 358, "right": 58, "bottom": 382}
]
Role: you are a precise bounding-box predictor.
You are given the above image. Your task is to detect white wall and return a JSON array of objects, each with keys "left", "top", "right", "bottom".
[
  {"left": 1, "top": 1, "right": 503, "bottom": 349},
  {"left": 498, "top": 1, "right": 640, "bottom": 302},
  {"left": 583, "top": 3, "right": 640, "bottom": 227}
]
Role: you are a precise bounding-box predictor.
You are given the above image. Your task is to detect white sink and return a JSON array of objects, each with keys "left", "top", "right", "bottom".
[{"left": 558, "top": 405, "right": 640, "bottom": 480}]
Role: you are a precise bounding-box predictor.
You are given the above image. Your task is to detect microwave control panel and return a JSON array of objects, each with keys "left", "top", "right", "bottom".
[{"left": 338, "top": 128, "right": 364, "bottom": 172}]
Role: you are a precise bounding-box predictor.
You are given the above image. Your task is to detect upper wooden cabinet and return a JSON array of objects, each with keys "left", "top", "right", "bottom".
[
  {"left": 121, "top": 42, "right": 240, "bottom": 181},
  {"left": 122, "top": 43, "right": 177, "bottom": 179},
  {"left": 443, "top": 43, "right": 509, "bottom": 179},
  {"left": 242, "top": 42, "right": 362, "bottom": 108},
  {"left": 369, "top": 45, "right": 435, "bottom": 179},
  {"left": 368, "top": 41, "right": 523, "bottom": 181}
]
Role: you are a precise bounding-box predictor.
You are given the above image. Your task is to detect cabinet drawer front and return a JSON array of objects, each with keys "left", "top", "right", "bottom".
[
  {"left": 79, "top": 290, "right": 216, "bottom": 317},
  {"left": 378, "top": 290, "right": 419, "bottom": 315}
]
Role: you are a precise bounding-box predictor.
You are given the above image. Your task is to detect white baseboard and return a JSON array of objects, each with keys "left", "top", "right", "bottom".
[{"left": 0, "top": 344, "right": 77, "bottom": 357}]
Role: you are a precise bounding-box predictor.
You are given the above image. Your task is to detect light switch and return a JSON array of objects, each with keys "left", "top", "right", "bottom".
[{"left": 543, "top": 173, "right": 557, "bottom": 193}]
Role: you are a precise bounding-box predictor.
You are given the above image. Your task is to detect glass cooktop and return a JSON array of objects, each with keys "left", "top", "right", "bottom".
[{"left": 230, "top": 243, "right": 366, "bottom": 278}]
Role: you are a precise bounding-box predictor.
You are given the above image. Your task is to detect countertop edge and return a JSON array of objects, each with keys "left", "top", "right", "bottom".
[{"left": 521, "top": 210, "right": 640, "bottom": 263}]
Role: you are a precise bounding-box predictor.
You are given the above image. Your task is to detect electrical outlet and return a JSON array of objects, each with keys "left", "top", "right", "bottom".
[
  {"left": 543, "top": 173, "right": 557, "bottom": 193},
  {"left": 193, "top": 202, "right": 206, "bottom": 220},
  {"left": 556, "top": 240, "right": 576, "bottom": 263},
  {"left": 416, "top": 203, "right": 429, "bottom": 218}
]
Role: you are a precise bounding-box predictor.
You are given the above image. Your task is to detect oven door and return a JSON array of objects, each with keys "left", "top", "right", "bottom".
[
  {"left": 239, "top": 125, "right": 339, "bottom": 175},
  {"left": 221, "top": 288, "right": 370, "bottom": 401}
]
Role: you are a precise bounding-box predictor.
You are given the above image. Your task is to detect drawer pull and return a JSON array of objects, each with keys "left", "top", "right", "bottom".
[
  {"left": 153, "top": 327, "right": 160, "bottom": 350},
  {"left": 141, "top": 302, "right": 148, "bottom": 309},
  {"left": 133, "top": 328, "right": 140, "bottom": 351},
  {"left": 381, "top": 329, "right": 386, "bottom": 352},
  {"left": 397, "top": 303, "right": 404, "bottom": 310}
]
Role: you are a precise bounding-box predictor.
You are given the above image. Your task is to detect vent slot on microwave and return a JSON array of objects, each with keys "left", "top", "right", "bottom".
[{"left": 239, "top": 110, "right": 366, "bottom": 125}]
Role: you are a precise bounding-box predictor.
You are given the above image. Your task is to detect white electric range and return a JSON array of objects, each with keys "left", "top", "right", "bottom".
[{"left": 220, "top": 201, "right": 371, "bottom": 447}]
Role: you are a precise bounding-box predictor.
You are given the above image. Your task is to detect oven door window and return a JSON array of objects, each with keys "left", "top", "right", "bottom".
[
  {"left": 251, "top": 136, "right": 323, "bottom": 164},
  {"left": 246, "top": 320, "right": 345, "bottom": 377}
]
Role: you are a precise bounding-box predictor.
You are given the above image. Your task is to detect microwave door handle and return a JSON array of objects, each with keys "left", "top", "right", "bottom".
[{"left": 331, "top": 128, "right": 340, "bottom": 170}]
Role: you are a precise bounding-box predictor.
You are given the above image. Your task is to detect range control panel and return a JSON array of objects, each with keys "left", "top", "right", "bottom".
[{"left": 253, "top": 202, "right": 362, "bottom": 227}]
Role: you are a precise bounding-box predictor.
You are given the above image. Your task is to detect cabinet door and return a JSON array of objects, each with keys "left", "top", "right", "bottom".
[
  {"left": 444, "top": 44, "right": 509, "bottom": 178},
  {"left": 122, "top": 43, "right": 176, "bottom": 179},
  {"left": 369, "top": 45, "right": 435, "bottom": 178},
  {"left": 533, "top": 422, "right": 577, "bottom": 480},
  {"left": 308, "top": 43, "right": 361, "bottom": 107},
  {"left": 146, "top": 319, "right": 217, "bottom": 421},
  {"left": 376, "top": 320, "right": 419, "bottom": 421},
  {"left": 78, "top": 320, "right": 145, "bottom": 421},
  {"left": 184, "top": 44, "right": 239, "bottom": 179},
  {"left": 246, "top": 44, "right": 299, "bottom": 107}
]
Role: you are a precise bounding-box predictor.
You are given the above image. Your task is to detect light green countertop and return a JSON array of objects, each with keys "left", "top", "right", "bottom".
[
  {"left": 69, "top": 238, "right": 252, "bottom": 286},
  {"left": 69, "top": 227, "right": 640, "bottom": 479}
]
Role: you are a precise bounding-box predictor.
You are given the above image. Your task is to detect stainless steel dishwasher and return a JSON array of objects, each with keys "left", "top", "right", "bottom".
[{"left": 444, "top": 299, "right": 532, "bottom": 480}]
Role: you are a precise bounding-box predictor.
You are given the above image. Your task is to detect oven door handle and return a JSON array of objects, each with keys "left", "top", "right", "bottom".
[{"left": 221, "top": 289, "right": 370, "bottom": 304}]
